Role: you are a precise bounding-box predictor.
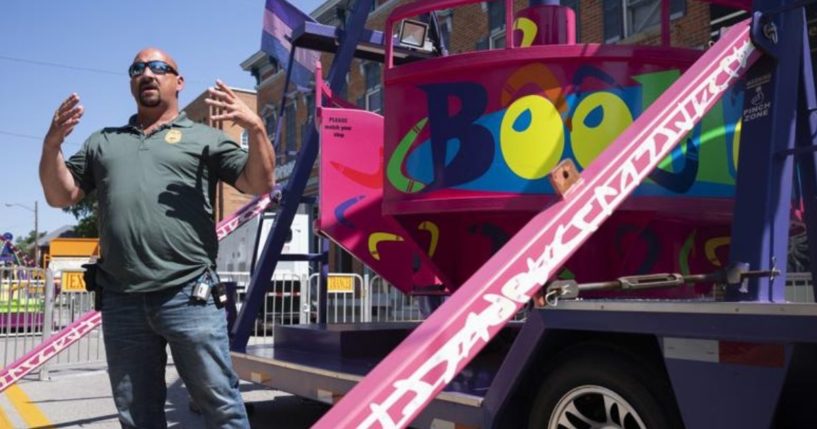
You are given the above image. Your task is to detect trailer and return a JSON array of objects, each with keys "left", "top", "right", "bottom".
[{"left": 230, "top": 0, "right": 817, "bottom": 427}]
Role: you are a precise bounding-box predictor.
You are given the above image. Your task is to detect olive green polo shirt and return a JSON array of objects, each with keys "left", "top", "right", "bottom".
[{"left": 65, "top": 113, "right": 248, "bottom": 293}]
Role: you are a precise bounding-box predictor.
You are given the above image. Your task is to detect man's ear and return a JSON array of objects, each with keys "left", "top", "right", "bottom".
[{"left": 176, "top": 75, "right": 185, "bottom": 92}]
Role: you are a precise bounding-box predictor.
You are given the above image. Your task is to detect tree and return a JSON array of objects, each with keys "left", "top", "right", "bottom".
[
  {"left": 62, "top": 192, "right": 98, "bottom": 237},
  {"left": 13, "top": 229, "right": 46, "bottom": 260}
]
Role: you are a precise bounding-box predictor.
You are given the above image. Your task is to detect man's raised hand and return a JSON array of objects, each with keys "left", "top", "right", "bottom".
[
  {"left": 205, "top": 80, "right": 265, "bottom": 133},
  {"left": 45, "top": 93, "right": 84, "bottom": 149}
]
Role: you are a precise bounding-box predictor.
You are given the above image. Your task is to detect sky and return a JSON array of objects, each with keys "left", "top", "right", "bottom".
[{"left": 0, "top": 0, "right": 324, "bottom": 243}]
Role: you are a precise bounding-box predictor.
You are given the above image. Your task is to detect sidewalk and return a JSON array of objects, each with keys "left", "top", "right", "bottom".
[{"left": 0, "top": 363, "right": 330, "bottom": 428}]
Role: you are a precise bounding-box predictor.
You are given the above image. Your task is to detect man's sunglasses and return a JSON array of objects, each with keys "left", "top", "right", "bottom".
[{"left": 128, "top": 61, "right": 178, "bottom": 78}]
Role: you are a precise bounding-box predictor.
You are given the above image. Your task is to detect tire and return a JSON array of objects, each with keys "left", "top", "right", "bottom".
[{"left": 528, "top": 348, "right": 683, "bottom": 429}]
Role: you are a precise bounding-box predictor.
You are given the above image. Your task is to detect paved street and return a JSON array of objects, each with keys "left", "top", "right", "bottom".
[{"left": 0, "top": 362, "right": 330, "bottom": 428}]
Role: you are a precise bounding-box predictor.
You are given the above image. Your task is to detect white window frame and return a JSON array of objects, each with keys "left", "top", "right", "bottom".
[
  {"left": 240, "top": 130, "right": 249, "bottom": 150},
  {"left": 483, "top": 1, "right": 506, "bottom": 49},
  {"left": 283, "top": 100, "right": 297, "bottom": 163},
  {"left": 625, "top": 0, "right": 662, "bottom": 36},
  {"left": 260, "top": 104, "right": 278, "bottom": 142},
  {"left": 606, "top": 0, "right": 685, "bottom": 43},
  {"left": 489, "top": 28, "right": 506, "bottom": 49},
  {"left": 362, "top": 61, "right": 383, "bottom": 113},
  {"left": 441, "top": 14, "right": 453, "bottom": 49},
  {"left": 365, "top": 86, "right": 383, "bottom": 113}
]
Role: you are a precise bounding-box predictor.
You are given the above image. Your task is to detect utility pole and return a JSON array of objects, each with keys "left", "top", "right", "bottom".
[{"left": 33, "top": 200, "right": 39, "bottom": 267}]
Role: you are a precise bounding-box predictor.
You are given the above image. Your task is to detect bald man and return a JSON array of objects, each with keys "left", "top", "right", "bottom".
[{"left": 39, "top": 48, "right": 274, "bottom": 428}]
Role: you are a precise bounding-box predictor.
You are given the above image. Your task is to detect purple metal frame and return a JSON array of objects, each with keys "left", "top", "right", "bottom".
[
  {"left": 230, "top": 0, "right": 377, "bottom": 351},
  {"left": 794, "top": 7, "right": 817, "bottom": 300},
  {"left": 726, "top": 2, "right": 813, "bottom": 302}
]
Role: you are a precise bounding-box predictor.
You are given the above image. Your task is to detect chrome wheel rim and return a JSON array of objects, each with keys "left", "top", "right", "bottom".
[{"left": 547, "top": 385, "right": 646, "bottom": 429}]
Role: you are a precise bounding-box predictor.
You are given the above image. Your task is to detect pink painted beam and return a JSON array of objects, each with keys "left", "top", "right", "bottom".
[
  {"left": 0, "top": 311, "right": 101, "bottom": 393},
  {"left": 314, "top": 19, "right": 759, "bottom": 428},
  {"left": 215, "top": 193, "right": 274, "bottom": 240}
]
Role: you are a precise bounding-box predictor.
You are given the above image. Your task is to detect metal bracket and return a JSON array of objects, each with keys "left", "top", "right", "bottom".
[
  {"left": 762, "top": 19, "right": 778, "bottom": 44},
  {"left": 544, "top": 280, "right": 579, "bottom": 306},
  {"left": 751, "top": 11, "right": 780, "bottom": 59},
  {"left": 549, "top": 159, "right": 582, "bottom": 198}
]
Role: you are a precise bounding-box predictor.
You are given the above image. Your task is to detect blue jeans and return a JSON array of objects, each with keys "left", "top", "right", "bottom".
[{"left": 101, "top": 281, "right": 249, "bottom": 429}]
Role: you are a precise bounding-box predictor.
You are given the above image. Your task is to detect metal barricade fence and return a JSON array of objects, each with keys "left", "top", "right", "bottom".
[
  {"left": 307, "top": 274, "right": 526, "bottom": 324},
  {"left": 221, "top": 271, "right": 416, "bottom": 328},
  {"left": 367, "top": 275, "right": 425, "bottom": 322},
  {"left": 786, "top": 272, "right": 815, "bottom": 302},
  {"left": 0, "top": 267, "right": 48, "bottom": 370},
  {"left": 308, "top": 273, "right": 366, "bottom": 323},
  {"left": 218, "top": 270, "right": 817, "bottom": 334},
  {"left": 365, "top": 275, "right": 529, "bottom": 322},
  {"left": 44, "top": 274, "right": 104, "bottom": 373},
  {"left": 41, "top": 268, "right": 104, "bottom": 378},
  {"left": 0, "top": 267, "right": 104, "bottom": 379},
  {"left": 218, "top": 271, "right": 307, "bottom": 346}
]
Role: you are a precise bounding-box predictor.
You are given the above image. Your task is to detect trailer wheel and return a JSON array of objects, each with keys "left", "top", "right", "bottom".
[{"left": 528, "top": 349, "right": 681, "bottom": 429}]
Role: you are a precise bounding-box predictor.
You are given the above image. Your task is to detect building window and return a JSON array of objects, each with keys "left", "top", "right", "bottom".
[
  {"left": 440, "top": 11, "right": 453, "bottom": 50},
  {"left": 363, "top": 62, "right": 383, "bottom": 113},
  {"left": 487, "top": 1, "right": 506, "bottom": 49},
  {"left": 562, "top": 0, "right": 581, "bottom": 41},
  {"left": 604, "top": 0, "right": 685, "bottom": 43},
  {"left": 366, "top": 87, "right": 383, "bottom": 113},
  {"left": 489, "top": 30, "right": 506, "bottom": 49},
  {"left": 284, "top": 101, "right": 296, "bottom": 163},
  {"left": 306, "top": 93, "right": 315, "bottom": 121},
  {"left": 709, "top": 4, "right": 747, "bottom": 42},
  {"left": 240, "top": 130, "right": 249, "bottom": 150},
  {"left": 261, "top": 105, "right": 277, "bottom": 143},
  {"left": 335, "top": 72, "right": 350, "bottom": 100},
  {"left": 301, "top": 93, "right": 316, "bottom": 145}
]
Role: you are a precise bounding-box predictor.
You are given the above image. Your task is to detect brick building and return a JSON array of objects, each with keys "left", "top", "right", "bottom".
[
  {"left": 240, "top": 0, "right": 747, "bottom": 271},
  {"left": 182, "top": 88, "right": 257, "bottom": 222}
]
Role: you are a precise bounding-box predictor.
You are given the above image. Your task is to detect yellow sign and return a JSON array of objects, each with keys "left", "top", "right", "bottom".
[
  {"left": 61, "top": 271, "right": 86, "bottom": 293},
  {"left": 165, "top": 129, "right": 183, "bottom": 144},
  {"left": 327, "top": 275, "right": 354, "bottom": 294}
]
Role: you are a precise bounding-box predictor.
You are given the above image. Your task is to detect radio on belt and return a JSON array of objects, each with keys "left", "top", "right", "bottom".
[
  {"left": 192, "top": 268, "right": 228, "bottom": 308},
  {"left": 192, "top": 275, "right": 211, "bottom": 302}
]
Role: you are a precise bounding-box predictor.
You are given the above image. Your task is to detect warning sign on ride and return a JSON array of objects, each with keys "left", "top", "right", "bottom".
[
  {"left": 61, "top": 271, "right": 86, "bottom": 292},
  {"left": 327, "top": 275, "right": 355, "bottom": 293}
]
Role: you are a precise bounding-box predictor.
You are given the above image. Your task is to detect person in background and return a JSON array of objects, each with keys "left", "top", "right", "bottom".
[{"left": 39, "top": 47, "right": 275, "bottom": 429}]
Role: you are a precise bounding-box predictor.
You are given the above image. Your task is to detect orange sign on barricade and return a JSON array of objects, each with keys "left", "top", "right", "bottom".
[
  {"left": 327, "top": 275, "right": 355, "bottom": 293},
  {"left": 60, "top": 271, "right": 86, "bottom": 293}
]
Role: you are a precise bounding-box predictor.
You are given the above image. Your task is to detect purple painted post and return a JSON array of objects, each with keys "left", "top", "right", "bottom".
[
  {"left": 726, "top": 3, "right": 804, "bottom": 302},
  {"left": 795, "top": 17, "right": 817, "bottom": 302}
]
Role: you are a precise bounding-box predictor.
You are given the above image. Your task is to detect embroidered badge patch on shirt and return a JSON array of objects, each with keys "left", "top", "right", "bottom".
[{"left": 165, "top": 129, "right": 183, "bottom": 144}]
